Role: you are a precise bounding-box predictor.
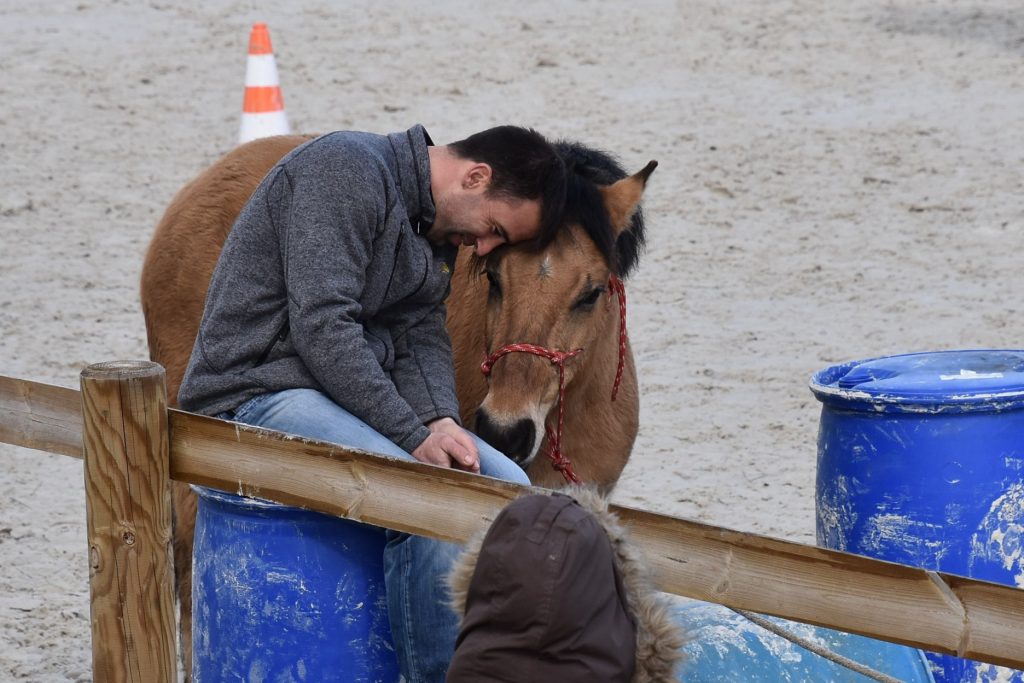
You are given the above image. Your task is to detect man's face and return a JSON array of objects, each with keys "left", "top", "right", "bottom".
[{"left": 430, "top": 180, "right": 542, "bottom": 256}]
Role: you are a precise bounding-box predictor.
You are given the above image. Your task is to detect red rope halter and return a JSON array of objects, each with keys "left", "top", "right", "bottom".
[{"left": 479, "top": 276, "right": 628, "bottom": 484}]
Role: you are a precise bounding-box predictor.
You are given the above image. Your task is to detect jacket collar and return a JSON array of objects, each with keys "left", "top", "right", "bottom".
[{"left": 388, "top": 124, "right": 436, "bottom": 233}]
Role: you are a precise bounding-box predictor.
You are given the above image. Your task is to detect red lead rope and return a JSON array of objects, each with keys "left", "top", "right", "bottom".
[
  {"left": 479, "top": 276, "right": 628, "bottom": 485},
  {"left": 608, "top": 276, "right": 627, "bottom": 402}
]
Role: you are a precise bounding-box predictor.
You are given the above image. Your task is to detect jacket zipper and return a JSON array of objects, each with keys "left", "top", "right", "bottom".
[{"left": 254, "top": 319, "right": 290, "bottom": 367}]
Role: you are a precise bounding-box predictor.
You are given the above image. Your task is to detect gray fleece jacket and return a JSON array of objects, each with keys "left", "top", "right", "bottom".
[{"left": 178, "top": 125, "right": 460, "bottom": 452}]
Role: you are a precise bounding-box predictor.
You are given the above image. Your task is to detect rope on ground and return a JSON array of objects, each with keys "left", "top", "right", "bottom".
[{"left": 730, "top": 608, "right": 907, "bottom": 683}]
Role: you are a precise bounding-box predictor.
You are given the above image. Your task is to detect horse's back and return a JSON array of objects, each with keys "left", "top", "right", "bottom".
[{"left": 141, "top": 135, "right": 311, "bottom": 404}]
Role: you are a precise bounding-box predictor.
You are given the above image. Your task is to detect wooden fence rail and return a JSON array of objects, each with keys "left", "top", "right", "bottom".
[{"left": 2, "top": 364, "right": 1024, "bottom": 679}]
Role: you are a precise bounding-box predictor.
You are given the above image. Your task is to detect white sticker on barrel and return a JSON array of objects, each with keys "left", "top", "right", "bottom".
[{"left": 939, "top": 369, "right": 1004, "bottom": 380}]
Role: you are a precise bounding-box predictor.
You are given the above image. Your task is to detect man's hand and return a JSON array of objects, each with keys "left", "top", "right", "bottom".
[{"left": 411, "top": 417, "right": 481, "bottom": 473}]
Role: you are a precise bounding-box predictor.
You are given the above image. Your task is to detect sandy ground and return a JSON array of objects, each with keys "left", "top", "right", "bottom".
[{"left": 2, "top": 0, "right": 1023, "bottom": 679}]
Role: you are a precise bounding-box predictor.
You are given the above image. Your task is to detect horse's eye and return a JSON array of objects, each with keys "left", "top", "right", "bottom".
[
  {"left": 484, "top": 269, "right": 502, "bottom": 298},
  {"left": 573, "top": 287, "right": 604, "bottom": 312}
]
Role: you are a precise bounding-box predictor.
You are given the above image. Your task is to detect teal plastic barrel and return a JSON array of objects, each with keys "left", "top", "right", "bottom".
[
  {"left": 192, "top": 486, "right": 400, "bottom": 682},
  {"left": 811, "top": 350, "right": 1024, "bottom": 682}
]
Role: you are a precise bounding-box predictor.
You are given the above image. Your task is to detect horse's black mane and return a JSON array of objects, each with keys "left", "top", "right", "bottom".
[
  {"left": 470, "top": 141, "right": 648, "bottom": 278},
  {"left": 555, "top": 140, "right": 647, "bottom": 279}
]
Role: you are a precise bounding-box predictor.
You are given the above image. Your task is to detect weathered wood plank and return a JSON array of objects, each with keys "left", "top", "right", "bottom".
[
  {"left": 81, "top": 362, "right": 177, "bottom": 683},
  {"left": 168, "top": 409, "right": 1024, "bottom": 670},
  {"left": 1, "top": 372, "right": 1022, "bottom": 669},
  {"left": 0, "top": 374, "right": 83, "bottom": 458},
  {"left": 610, "top": 505, "right": 1014, "bottom": 664}
]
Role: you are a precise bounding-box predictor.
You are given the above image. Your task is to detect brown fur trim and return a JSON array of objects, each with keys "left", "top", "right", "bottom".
[
  {"left": 564, "top": 486, "right": 686, "bottom": 683},
  {"left": 446, "top": 522, "right": 490, "bottom": 618}
]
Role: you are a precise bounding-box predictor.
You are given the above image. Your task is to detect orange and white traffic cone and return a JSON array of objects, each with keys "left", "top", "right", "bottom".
[{"left": 238, "top": 23, "right": 290, "bottom": 144}]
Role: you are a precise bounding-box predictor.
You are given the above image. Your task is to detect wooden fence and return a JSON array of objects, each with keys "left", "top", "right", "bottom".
[{"left": 2, "top": 361, "right": 1024, "bottom": 681}]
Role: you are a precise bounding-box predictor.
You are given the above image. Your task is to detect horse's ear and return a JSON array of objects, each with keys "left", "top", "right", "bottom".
[{"left": 600, "top": 160, "right": 657, "bottom": 236}]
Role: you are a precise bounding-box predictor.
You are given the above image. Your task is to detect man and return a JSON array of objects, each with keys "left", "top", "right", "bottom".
[{"left": 178, "top": 124, "right": 567, "bottom": 681}]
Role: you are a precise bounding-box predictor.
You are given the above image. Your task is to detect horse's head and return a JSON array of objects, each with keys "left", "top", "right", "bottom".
[{"left": 469, "top": 144, "right": 657, "bottom": 469}]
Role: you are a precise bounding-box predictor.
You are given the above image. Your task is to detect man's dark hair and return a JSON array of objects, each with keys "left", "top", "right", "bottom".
[{"left": 449, "top": 126, "right": 567, "bottom": 246}]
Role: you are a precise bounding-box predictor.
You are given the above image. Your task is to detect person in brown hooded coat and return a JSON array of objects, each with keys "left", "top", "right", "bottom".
[{"left": 446, "top": 487, "right": 685, "bottom": 682}]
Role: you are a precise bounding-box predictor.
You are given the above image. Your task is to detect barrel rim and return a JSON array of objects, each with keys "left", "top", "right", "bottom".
[{"left": 809, "top": 349, "right": 1024, "bottom": 414}]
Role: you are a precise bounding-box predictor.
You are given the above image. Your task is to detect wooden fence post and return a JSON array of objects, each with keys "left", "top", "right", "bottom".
[{"left": 80, "top": 361, "right": 176, "bottom": 682}]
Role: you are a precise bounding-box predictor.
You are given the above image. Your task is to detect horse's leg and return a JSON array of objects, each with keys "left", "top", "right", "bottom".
[{"left": 172, "top": 480, "right": 197, "bottom": 680}]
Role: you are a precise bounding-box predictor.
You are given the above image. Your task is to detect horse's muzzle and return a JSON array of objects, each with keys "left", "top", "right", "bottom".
[{"left": 473, "top": 410, "right": 536, "bottom": 468}]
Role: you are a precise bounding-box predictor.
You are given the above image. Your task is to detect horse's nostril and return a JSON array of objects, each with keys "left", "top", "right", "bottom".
[{"left": 473, "top": 410, "right": 536, "bottom": 467}]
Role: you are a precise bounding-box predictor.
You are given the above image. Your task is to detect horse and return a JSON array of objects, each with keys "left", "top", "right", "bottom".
[
  {"left": 139, "top": 134, "right": 654, "bottom": 676},
  {"left": 449, "top": 144, "right": 654, "bottom": 488}
]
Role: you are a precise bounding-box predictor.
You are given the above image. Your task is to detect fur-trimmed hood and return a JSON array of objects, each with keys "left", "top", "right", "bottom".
[{"left": 447, "top": 486, "right": 684, "bottom": 682}]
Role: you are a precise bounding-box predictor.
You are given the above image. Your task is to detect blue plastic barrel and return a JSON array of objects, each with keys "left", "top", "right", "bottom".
[
  {"left": 192, "top": 486, "right": 400, "bottom": 683},
  {"left": 811, "top": 350, "right": 1024, "bottom": 683},
  {"left": 673, "top": 598, "right": 935, "bottom": 682}
]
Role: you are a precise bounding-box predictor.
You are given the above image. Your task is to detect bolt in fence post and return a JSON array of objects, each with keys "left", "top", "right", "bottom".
[{"left": 80, "top": 361, "right": 176, "bottom": 682}]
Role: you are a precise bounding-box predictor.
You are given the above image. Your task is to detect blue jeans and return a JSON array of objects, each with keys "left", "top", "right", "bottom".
[{"left": 227, "top": 388, "right": 531, "bottom": 683}]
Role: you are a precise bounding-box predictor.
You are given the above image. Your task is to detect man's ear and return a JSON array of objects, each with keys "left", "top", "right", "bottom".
[{"left": 463, "top": 163, "right": 493, "bottom": 191}]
